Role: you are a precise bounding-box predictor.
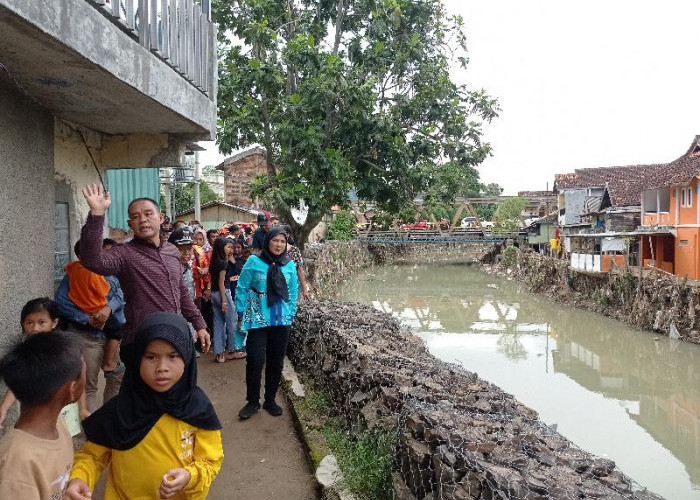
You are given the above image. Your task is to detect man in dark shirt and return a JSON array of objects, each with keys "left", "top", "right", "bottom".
[
  {"left": 79, "top": 184, "right": 211, "bottom": 365},
  {"left": 251, "top": 213, "right": 271, "bottom": 254}
]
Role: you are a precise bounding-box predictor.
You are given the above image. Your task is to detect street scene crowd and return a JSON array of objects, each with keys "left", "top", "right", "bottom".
[{"left": 0, "top": 184, "right": 309, "bottom": 499}]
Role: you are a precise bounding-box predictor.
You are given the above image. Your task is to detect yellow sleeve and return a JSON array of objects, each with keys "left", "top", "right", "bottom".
[
  {"left": 183, "top": 429, "right": 223, "bottom": 499},
  {"left": 70, "top": 441, "right": 112, "bottom": 489}
]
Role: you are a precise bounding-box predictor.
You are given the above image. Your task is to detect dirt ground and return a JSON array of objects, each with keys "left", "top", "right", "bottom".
[
  {"left": 198, "top": 354, "right": 319, "bottom": 499},
  {"left": 91, "top": 354, "right": 319, "bottom": 499}
]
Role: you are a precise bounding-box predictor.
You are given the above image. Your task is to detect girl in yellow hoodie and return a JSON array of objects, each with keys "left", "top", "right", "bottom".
[{"left": 64, "top": 312, "right": 223, "bottom": 500}]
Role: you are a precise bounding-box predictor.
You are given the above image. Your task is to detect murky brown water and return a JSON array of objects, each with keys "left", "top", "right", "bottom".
[{"left": 337, "top": 263, "right": 700, "bottom": 499}]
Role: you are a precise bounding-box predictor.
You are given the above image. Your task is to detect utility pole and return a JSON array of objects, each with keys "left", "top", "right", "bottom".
[{"left": 194, "top": 149, "right": 201, "bottom": 222}]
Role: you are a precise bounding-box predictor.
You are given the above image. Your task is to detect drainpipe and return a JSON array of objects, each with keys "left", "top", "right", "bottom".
[{"left": 194, "top": 150, "right": 201, "bottom": 223}]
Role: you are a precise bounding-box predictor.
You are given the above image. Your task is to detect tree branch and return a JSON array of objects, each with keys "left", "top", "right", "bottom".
[{"left": 333, "top": 0, "right": 346, "bottom": 55}]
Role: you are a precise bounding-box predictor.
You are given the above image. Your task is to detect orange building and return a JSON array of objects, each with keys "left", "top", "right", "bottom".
[{"left": 640, "top": 137, "right": 700, "bottom": 279}]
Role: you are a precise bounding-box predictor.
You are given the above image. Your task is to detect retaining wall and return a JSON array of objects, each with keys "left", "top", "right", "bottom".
[
  {"left": 290, "top": 301, "right": 661, "bottom": 499},
  {"left": 506, "top": 250, "right": 700, "bottom": 343}
]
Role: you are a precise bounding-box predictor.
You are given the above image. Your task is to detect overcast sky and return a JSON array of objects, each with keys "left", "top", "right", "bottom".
[{"left": 200, "top": 0, "right": 700, "bottom": 195}]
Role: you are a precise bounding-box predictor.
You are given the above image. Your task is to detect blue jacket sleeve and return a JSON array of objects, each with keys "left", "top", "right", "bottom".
[
  {"left": 235, "top": 260, "right": 254, "bottom": 315},
  {"left": 105, "top": 276, "right": 126, "bottom": 325},
  {"left": 54, "top": 275, "right": 91, "bottom": 324},
  {"left": 287, "top": 262, "right": 299, "bottom": 319}
]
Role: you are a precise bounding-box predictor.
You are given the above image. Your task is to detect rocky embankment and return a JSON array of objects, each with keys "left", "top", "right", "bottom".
[
  {"left": 490, "top": 249, "right": 700, "bottom": 343},
  {"left": 290, "top": 301, "right": 662, "bottom": 499}
]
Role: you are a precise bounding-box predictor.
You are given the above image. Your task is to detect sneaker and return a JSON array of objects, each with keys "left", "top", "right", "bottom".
[
  {"left": 238, "top": 403, "right": 260, "bottom": 420},
  {"left": 262, "top": 400, "right": 283, "bottom": 417}
]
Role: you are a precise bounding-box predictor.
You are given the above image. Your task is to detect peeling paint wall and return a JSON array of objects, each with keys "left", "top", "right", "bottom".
[{"left": 53, "top": 120, "right": 185, "bottom": 267}]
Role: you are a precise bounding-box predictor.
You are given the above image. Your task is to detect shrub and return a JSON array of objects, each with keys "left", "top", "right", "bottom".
[
  {"left": 327, "top": 211, "right": 356, "bottom": 240},
  {"left": 501, "top": 244, "right": 518, "bottom": 269}
]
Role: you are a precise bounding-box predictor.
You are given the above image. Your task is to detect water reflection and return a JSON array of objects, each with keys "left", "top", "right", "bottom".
[{"left": 338, "top": 264, "right": 700, "bottom": 499}]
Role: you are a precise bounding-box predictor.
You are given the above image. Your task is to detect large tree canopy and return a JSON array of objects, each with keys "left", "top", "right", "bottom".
[{"left": 214, "top": 0, "right": 499, "bottom": 245}]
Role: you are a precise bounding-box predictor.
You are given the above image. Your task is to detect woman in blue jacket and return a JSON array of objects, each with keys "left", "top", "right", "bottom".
[{"left": 235, "top": 225, "right": 298, "bottom": 419}]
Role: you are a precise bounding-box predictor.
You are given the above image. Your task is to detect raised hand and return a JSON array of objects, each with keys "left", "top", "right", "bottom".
[{"left": 82, "top": 184, "right": 111, "bottom": 216}]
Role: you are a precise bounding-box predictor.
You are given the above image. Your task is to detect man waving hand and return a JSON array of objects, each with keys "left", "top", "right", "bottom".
[{"left": 78, "top": 184, "right": 211, "bottom": 365}]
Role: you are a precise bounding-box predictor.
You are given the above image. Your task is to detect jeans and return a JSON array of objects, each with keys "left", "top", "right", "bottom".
[
  {"left": 211, "top": 290, "right": 245, "bottom": 354},
  {"left": 245, "top": 325, "right": 290, "bottom": 404}
]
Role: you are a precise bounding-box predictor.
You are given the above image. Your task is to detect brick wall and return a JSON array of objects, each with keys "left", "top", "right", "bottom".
[{"left": 223, "top": 152, "right": 267, "bottom": 208}]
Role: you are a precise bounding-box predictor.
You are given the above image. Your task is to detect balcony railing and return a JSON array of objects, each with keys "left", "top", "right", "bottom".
[{"left": 87, "top": 0, "right": 216, "bottom": 100}]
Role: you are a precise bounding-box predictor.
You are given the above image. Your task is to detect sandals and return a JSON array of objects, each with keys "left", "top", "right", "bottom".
[
  {"left": 215, "top": 354, "right": 226, "bottom": 363},
  {"left": 226, "top": 351, "right": 247, "bottom": 360}
]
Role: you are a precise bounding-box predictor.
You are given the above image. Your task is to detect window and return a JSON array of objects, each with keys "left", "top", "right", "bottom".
[
  {"left": 54, "top": 202, "right": 70, "bottom": 284},
  {"left": 681, "top": 187, "right": 693, "bottom": 208}
]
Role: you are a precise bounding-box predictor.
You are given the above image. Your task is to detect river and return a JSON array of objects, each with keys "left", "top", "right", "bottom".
[{"left": 337, "top": 263, "right": 700, "bottom": 499}]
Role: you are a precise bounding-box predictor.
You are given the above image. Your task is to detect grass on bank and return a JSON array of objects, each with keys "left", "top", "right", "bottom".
[{"left": 288, "top": 381, "right": 396, "bottom": 500}]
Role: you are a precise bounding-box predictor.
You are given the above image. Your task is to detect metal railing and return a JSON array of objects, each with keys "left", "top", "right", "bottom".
[{"left": 87, "top": 0, "right": 216, "bottom": 100}]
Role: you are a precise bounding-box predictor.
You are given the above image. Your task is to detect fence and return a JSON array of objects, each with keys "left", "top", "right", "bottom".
[
  {"left": 357, "top": 228, "right": 526, "bottom": 245},
  {"left": 86, "top": 0, "right": 217, "bottom": 99}
]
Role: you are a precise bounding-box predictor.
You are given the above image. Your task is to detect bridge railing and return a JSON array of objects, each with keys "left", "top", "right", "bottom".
[{"left": 356, "top": 228, "right": 525, "bottom": 244}]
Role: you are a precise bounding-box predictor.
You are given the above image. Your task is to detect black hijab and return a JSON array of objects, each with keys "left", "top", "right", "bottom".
[
  {"left": 82, "top": 312, "right": 221, "bottom": 450},
  {"left": 259, "top": 225, "right": 292, "bottom": 306}
]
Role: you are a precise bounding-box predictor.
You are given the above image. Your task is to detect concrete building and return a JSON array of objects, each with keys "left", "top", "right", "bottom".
[
  {"left": 0, "top": 0, "right": 217, "bottom": 331},
  {"left": 640, "top": 136, "right": 700, "bottom": 279},
  {"left": 201, "top": 166, "right": 225, "bottom": 198},
  {"left": 217, "top": 147, "right": 267, "bottom": 209}
]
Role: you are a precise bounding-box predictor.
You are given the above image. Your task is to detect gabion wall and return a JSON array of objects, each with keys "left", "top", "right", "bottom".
[{"left": 290, "top": 301, "right": 662, "bottom": 500}]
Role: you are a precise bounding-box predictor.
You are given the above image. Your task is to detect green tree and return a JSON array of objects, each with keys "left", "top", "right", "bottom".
[
  {"left": 214, "top": 0, "right": 498, "bottom": 247},
  {"left": 493, "top": 197, "right": 527, "bottom": 232},
  {"left": 481, "top": 182, "right": 504, "bottom": 197},
  {"left": 327, "top": 211, "right": 356, "bottom": 240},
  {"left": 161, "top": 181, "right": 221, "bottom": 219},
  {"left": 473, "top": 182, "right": 504, "bottom": 220}
]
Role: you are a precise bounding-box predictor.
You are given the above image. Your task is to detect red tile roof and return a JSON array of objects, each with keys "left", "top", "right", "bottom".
[
  {"left": 660, "top": 136, "right": 700, "bottom": 187},
  {"left": 554, "top": 164, "right": 666, "bottom": 207}
]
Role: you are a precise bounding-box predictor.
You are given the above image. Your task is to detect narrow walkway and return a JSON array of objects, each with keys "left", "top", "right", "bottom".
[
  {"left": 197, "top": 354, "right": 319, "bottom": 499},
  {"left": 91, "top": 355, "right": 319, "bottom": 499}
]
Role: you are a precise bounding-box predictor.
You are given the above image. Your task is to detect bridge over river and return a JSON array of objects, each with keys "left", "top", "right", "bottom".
[{"left": 356, "top": 228, "right": 526, "bottom": 245}]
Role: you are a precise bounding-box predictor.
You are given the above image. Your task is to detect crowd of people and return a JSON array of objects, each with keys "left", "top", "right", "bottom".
[{"left": 0, "top": 184, "right": 308, "bottom": 498}]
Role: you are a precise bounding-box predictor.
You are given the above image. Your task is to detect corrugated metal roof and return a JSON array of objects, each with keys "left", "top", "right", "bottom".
[{"left": 106, "top": 168, "right": 161, "bottom": 230}]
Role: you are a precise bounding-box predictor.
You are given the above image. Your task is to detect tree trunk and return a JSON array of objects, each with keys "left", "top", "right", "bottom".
[{"left": 276, "top": 206, "right": 325, "bottom": 251}]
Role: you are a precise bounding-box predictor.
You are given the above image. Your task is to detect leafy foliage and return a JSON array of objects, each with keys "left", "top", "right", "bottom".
[
  {"left": 494, "top": 197, "right": 527, "bottom": 231},
  {"left": 500, "top": 244, "right": 518, "bottom": 268},
  {"left": 327, "top": 210, "right": 357, "bottom": 240},
  {"left": 214, "top": 0, "right": 499, "bottom": 245},
  {"left": 161, "top": 181, "right": 220, "bottom": 218}
]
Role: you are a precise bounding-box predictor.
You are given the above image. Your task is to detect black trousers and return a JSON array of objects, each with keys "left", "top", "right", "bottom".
[{"left": 245, "top": 325, "right": 291, "bottom": 404}]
